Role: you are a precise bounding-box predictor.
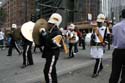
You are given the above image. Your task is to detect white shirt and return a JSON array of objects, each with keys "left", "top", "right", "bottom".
[
  {"left": 112, "top": 19, "right": 125, "bottom": 48},
  {"left": 0, "top": 31, "right": 4, "bottom": 40},
  {"left": 94, "top": 26, "right": 106, "bottom": 43},
  {"left": 66, "top": 30, "right": 79, "bottom": 43}
]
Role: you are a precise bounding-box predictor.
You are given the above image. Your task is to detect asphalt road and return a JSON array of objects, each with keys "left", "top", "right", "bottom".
[
  {"left": 0, "top": 46, "right": 113, "bottom": 83},
  {"left": 59, "top": 58, "right": 112, "bottom": 83}
]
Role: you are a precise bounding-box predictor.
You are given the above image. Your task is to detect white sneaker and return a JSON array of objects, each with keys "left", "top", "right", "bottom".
[{"left": 73, "top": 53, "right": 76, "bottom": 55}]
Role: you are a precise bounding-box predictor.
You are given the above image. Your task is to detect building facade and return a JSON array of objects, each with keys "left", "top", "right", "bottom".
[
  {"left": 100, "top": 0, "right": 112, "bottom": 19},
  {"left": 111, "top": 0, "right": 125, "bottom": 23},
  {"left": 33, "top": 0, "right": 101, "bottom": 27},
  {"left": 2, "top": 0, "right": 109, "bottom": 29},
  {"left": 72, "top": 0, "right": 101, "bottom": 23},
  {"left": 2, "top": 0, "right": 35, "bottom": 29}
]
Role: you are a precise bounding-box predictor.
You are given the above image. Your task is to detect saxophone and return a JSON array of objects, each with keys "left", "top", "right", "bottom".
[{"left": 69, "top": 32, "right": 78, "bottom": 44}]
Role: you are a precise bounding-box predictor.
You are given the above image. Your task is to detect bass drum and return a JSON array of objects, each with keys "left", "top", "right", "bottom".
[
  {"left": 85, "top": 33, "right": 92, "bottom": 46},
  {"left": 21, "top": 21, "right": 35, "bottom": 42}
]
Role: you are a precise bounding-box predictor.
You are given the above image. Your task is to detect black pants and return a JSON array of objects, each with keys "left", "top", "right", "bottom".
[
  {"left": 44, "top": 56, "right": 58, "bottom": 83},
  {"left": 8, "top": 42, "right": 21, "bottom": 56},
  {"left": 22, "top": 43, "right": 33, "bottom": 65},
  {"left": 79, "top": 37, "right": 82, "bottom": 46},
  {"left": 81, "top": 39, "right": 85, "bottom": 49},
  {"left": 109, "top": 49, "right": 125, "bottom": 83},
  {"left": 107, "top": 35, "right": 111, "bottom": 50},
  {"left": 0, "top": 39, "right": 4, "bottom": 49},
  {"left": 33, "top": 45, "right": 43, "bottom": 53},
  {"left": 93, "top": 58, "right": 103, "bottom": 74},
  {"left": 69, "top": 43, "right": 75, "bottom": 57}
]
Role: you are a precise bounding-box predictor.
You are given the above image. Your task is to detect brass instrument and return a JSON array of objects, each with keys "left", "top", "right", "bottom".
[
  {"left": 32, "top": 18, "right": 69, "bottom": 54},
  {"left": 52, "top": 35, "right": 62, "bottom": 47},
  {"left": 53, "top": 35, "right": 69, "bottom": 54},
  {"left": 68, "top": 32, "right": 78, "bottom": 44},
  {"left": 62, "top": 38, "right": 69, "bottom": 54},
  {"left": 32, "top": 18, "right": 48, "bottom": 45}
]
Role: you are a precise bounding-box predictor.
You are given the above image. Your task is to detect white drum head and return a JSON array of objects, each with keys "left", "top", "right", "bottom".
[{"left": 21, "top": 21, "right": 35, "bottom": 42}]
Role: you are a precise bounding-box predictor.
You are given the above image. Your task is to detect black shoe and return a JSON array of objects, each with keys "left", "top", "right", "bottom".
[
  {"left": 19, "top": 52, "right": 22, "bottom": 55},
  {"left": 68, "top": 56, "right": 72, "bottom": 58},
  {"left": 99, "top": 67, "right": 103, "bottom": 72},
  {"left": 28, "top": 63, "right": 34, "bottom": 66},
  {"left": 7, "top": 55, "right": 12, "bottom": 56},
  {"left": 68, "top": 56, "right": 73, "bottom": 59},
  {"left": 21, "top": 65, "right": 26, "bottom": 68},
  {"left": 71, "top": 55, "right": 74, "bottom": 58},
  {"left": 92, "top": 73, "right": 99, "bottom": 78},
  {"left": 83, "top": 48, "right": 85, "bottom": 50}
]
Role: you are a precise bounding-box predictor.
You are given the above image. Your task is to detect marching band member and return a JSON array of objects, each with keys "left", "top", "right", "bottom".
[
  {"left": 91, "top": 14, "right": 107, "bottom": 78},
  {"left": 21, "top": 37, "right": 33, "bottom": 68},
  {"left": 81, "top": 30, "right": 86, "bottom": 50},
  {"left": 21, "top": 21, "right": 35, "bottom": 68},
  {"left": 7, "top": 24, "right": 22, "bottom": 56},
  {"left": 40, "top": 13, "right": 62, "bottom": 83},
  {"left": 67, "top": 23, "right": 79, "bottom": 58}
]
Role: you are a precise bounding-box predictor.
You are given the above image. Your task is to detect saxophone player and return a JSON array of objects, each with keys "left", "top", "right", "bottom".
[{"left": 66, "top": 23, "right": 79, "bottom": 58}]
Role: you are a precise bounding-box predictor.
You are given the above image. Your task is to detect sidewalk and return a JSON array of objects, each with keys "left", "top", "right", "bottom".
[{"left": 0, "top": 47, "right": 112, "bottom": 83}]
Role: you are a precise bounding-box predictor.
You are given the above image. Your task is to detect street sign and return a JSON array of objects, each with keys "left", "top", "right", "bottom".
[{"left": 88, "top": 13, "right": 92, "bottom": 21}]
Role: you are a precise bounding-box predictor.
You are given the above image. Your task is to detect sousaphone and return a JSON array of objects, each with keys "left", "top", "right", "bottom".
[{"left": 32, "top": 18, "right": 48, "bottom": 45}]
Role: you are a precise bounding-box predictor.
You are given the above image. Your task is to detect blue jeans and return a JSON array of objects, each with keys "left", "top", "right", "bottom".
[{"left": 74, "top": 42, "right": 78, "bottom": 53}]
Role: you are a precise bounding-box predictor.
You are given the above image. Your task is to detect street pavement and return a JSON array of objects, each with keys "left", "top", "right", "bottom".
[
  {"left": 59, "top": 58, "right": 112, "bottom": 83},
  {"left": 0, "top": 46, "right": 113, "bottom": 83}
]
